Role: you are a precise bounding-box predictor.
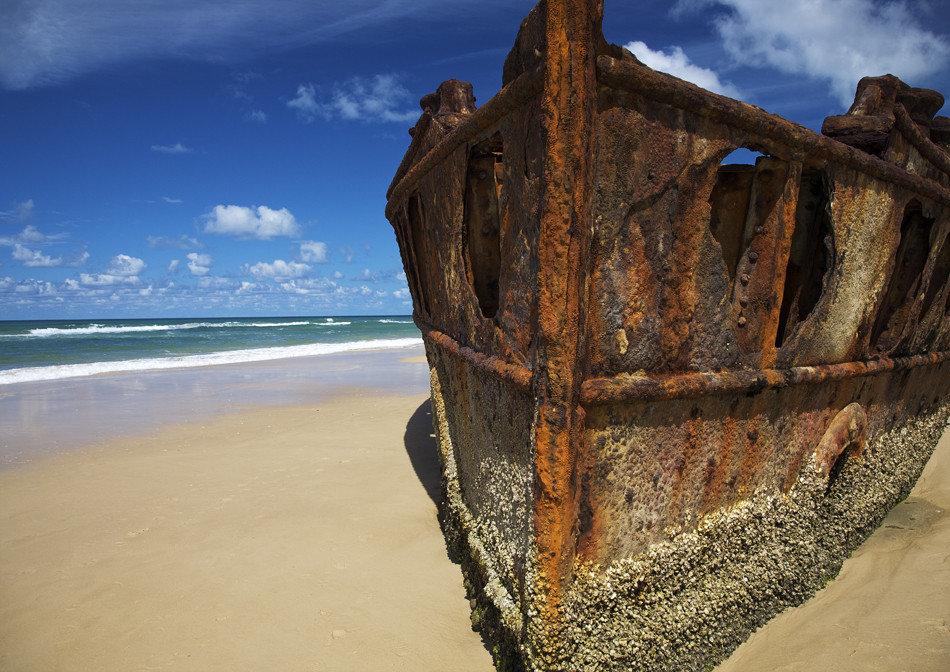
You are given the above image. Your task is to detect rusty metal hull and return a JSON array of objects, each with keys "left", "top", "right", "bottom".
[{"left": 385, "top": 2, "right": 950, "bottom": 670}]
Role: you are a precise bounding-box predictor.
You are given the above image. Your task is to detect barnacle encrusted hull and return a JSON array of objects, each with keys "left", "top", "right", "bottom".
[{"left": 385, "top": 1, "right": 950, "bottom": 670}]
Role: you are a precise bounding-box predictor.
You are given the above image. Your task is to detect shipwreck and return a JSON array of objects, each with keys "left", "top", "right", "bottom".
[{"left": 384, "top": 1, "right": 950, "bottom": 670}]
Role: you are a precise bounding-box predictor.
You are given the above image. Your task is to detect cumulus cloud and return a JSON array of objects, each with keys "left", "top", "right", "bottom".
[
  {"left": 300, "top": 240, "right": 329, "bottom": 263},
  {"left": 12, "top": 243, "right": 61, "bottom": 267},
  {"left": 393, "top": 288, "right": 411, "bottom": 300},
  {"left": 289, "top": 74, "right": 418, "bottom": 123},
  {"left": 247, "top": 109, "right": 267, "bottom": 123},
  {"left": 186, "top": 252, "right": 213, "bottom": 276},
  {"left": 624, "top": 40, "right": 741, "bottom": 98},
  {"left": 151, "top": 142, "right": 192, "bottom": 154},
  {"left": 79, "top": 273, "right": 140, "bottom": 287},
  {"left": 244, "top": 259, "right": 311, "bottom": 281},
  {"left": 107, "top": 254, "right": 146, "bottom": 276},
  {"left": 203, "top": 204, "right": 302, "bottom": 239},
  {"left": 684, "top": 0, "right": 950, "bottom": 105},
  {"left": 168, "top": 259, "right": 180, "bottom": 273}
]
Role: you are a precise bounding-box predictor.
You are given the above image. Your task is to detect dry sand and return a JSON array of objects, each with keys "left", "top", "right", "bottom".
[
  {"left": 0, "top": 354, "right": 947, "bottom": 671},
  {"left": 0, "top": 391, "right": 494, "bottom": 671}
]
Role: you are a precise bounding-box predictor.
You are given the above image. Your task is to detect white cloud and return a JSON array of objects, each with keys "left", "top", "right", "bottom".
[
  {"left": 247, "top": 109, "right": 267, "bottom": 123},
  {"left": 197, "top": 276, "right": 236, "bottom": 289},
  {"left": 289, "top": 74, "right": 418, "bottom": 123},
  {"left": 162, "top": 196, "right": 183, "bottom": 204},
  {"left": 148, "top": 234, "right": 202, "bottom": 249},
  {"left": 357, "top": 268, "right": 381, "bottom": 282},
  {"left": 0, "top": 225, "right": 51, "bottom": 246},
  {"left": 107, "top": 254, "right": 146, "bottom": 276},
  {"left": 332, "top": 270, "right": 344, "bottom": 279},
  {"left": 688, "top": 0, "right": 950, "bottom": 105},
  {"left": 393, "top": 288, "right": 411, "bottom": 300},
  {"left": 0, "top": 199, "right": 34, "bottom": 223},
  {"left": 186, "top": 252, "right": 213, "bottom": 276},
  {"left": 624, "top": 41, "right": 741, "bottom": 98},
  {"left": 168, "top": 259, "right": 180, "bottom": 273},
  {"left": 12, "top": 243, "right": 61, "bottom": 267},
  {"left": 151, "top": 142, "right": 192, "bottom": 154},
  {"left": 203, "top": 204, "right": 302, "bottom": 239},
  {"left": 300, "top": 240, "right": 329, "bottom": 263},
  {"left": 79, "top": 273, "right": 139, "bottom": 287},
  {"left": 244, "top": 259, "right": 311, "bottom": 281}
]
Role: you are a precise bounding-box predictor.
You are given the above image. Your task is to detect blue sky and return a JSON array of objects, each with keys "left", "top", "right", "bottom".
[{"left": 2, "top": 0, "right": 949, "bottom": 319}]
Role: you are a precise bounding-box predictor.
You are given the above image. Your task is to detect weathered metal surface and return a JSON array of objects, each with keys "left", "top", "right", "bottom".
[{"left": 385, "top": 1, "right": 950, "bottom": 670}]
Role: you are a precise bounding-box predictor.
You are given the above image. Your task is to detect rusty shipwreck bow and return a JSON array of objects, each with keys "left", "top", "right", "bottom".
[{"left": 385, "top": 1, "right": 950, "bottom": 670}]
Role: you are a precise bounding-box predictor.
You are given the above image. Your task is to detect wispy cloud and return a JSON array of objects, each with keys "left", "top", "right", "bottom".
[
  {"left": 151, "top": 142, "right": 192, "bottom": 154},
  {"left": 247, "top": 109, "right": 267, "bottom": 123},
  {"left": 0, "top": 199, "right": 34, "bottom": 224},
  {"left": 162, "top": 196, "right": 183, "bottom": 204},
  {"left": 681, "top": 0, "right": 950, "bottom": 105},
  {"left": 203, "top": 204, "right": 302, "bottom": 240},
  {"left": 0, "top": 0, "right": 508, "bottom": 90},
  {"left": 624, "top": 41, "right": 741, "bottom": 98},
  {"left": 289, "top": 74, "right": 418, "bottom": 123},
  {"left": 148, "top": 234, "right": 202, "bottom": 249}
]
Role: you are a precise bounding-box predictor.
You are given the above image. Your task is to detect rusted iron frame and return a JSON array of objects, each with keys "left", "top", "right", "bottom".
[
  {"left": 580, "top": 350, "right": 950, "bottom": 405},
  {"left": 417, "top": 312, "right": 948, "bottom": 406},
  {"left": 414, "top": 316, "right": 534, "bottom": 392},
  {"left": 384, "top": 66, "right": 544, "bottom": 220},
  {"left": 894, "top": 104, "right": 950, "bottom": 176},
  {"left": 596, "top": 55, "right": 950, "bottom": 208}
]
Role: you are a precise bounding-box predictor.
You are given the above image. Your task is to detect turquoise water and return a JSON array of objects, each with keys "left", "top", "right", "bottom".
[{"left": 0, "top": 315, "right": 421, "bottom": 384}]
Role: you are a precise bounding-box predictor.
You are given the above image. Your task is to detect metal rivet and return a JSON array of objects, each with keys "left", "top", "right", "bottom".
[{"left": 737, "top": 316, "right": 747, "bottom": 327}]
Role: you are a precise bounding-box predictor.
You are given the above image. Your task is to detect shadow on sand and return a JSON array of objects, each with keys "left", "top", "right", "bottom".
[{"left": 403, "top": 398, "right": 442, "bottom": 506}]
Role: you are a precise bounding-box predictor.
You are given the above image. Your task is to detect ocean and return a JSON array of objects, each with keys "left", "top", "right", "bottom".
[{"left": 0, "top": 315, "right": 422, "bottom": 385}]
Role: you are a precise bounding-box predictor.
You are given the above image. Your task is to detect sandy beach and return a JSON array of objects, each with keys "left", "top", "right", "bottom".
[{"left": 1, "top": 348, "right": 947, "bottom": 670}]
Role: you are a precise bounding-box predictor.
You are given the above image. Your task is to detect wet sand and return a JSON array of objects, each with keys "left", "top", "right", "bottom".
[{"left": 0, "top": 349, "right": 947, "bottom": 670}]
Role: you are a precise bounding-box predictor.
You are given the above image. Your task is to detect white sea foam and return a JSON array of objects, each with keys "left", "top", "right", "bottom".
[
  {"left": 377, "top": 319, "right": 414, "bottom": 324},
  {"left": 21, "top": 320, "right": 313, "bottom": 337},
  {"left": 0, "top": 337, "right": 423, "bottom": 385}
]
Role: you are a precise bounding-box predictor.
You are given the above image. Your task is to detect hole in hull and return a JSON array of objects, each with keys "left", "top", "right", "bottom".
[
  {"left": 463, "top": 133, "right": 504, "bottom": 319},
  {"left": 776, "top": 166, "right": 833, "bottom": 348},
  {"left": 870, "top": 200, "right": 934, "bottom": 354}
]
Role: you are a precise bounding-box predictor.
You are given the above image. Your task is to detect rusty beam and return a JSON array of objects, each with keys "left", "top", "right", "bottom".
[
  {"left": 384, "top": 66, "right": 543, "bottom": 218},
  {"left": 414, "top": 317, "right": 534, "bottom": 392},
  {"left": 596, "top": 54, "right": 950, "bottom": 208},
  {"left": 580, "top": 350, "right": 950, "bottom": 405}
]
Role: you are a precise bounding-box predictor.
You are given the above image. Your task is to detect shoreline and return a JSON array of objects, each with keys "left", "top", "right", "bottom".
[
  {"left": 0, "top": 345, "right": 428, "bottom": 467},
  {"left": 0, "top": 354, "right": 947, "bottom": 670}
]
